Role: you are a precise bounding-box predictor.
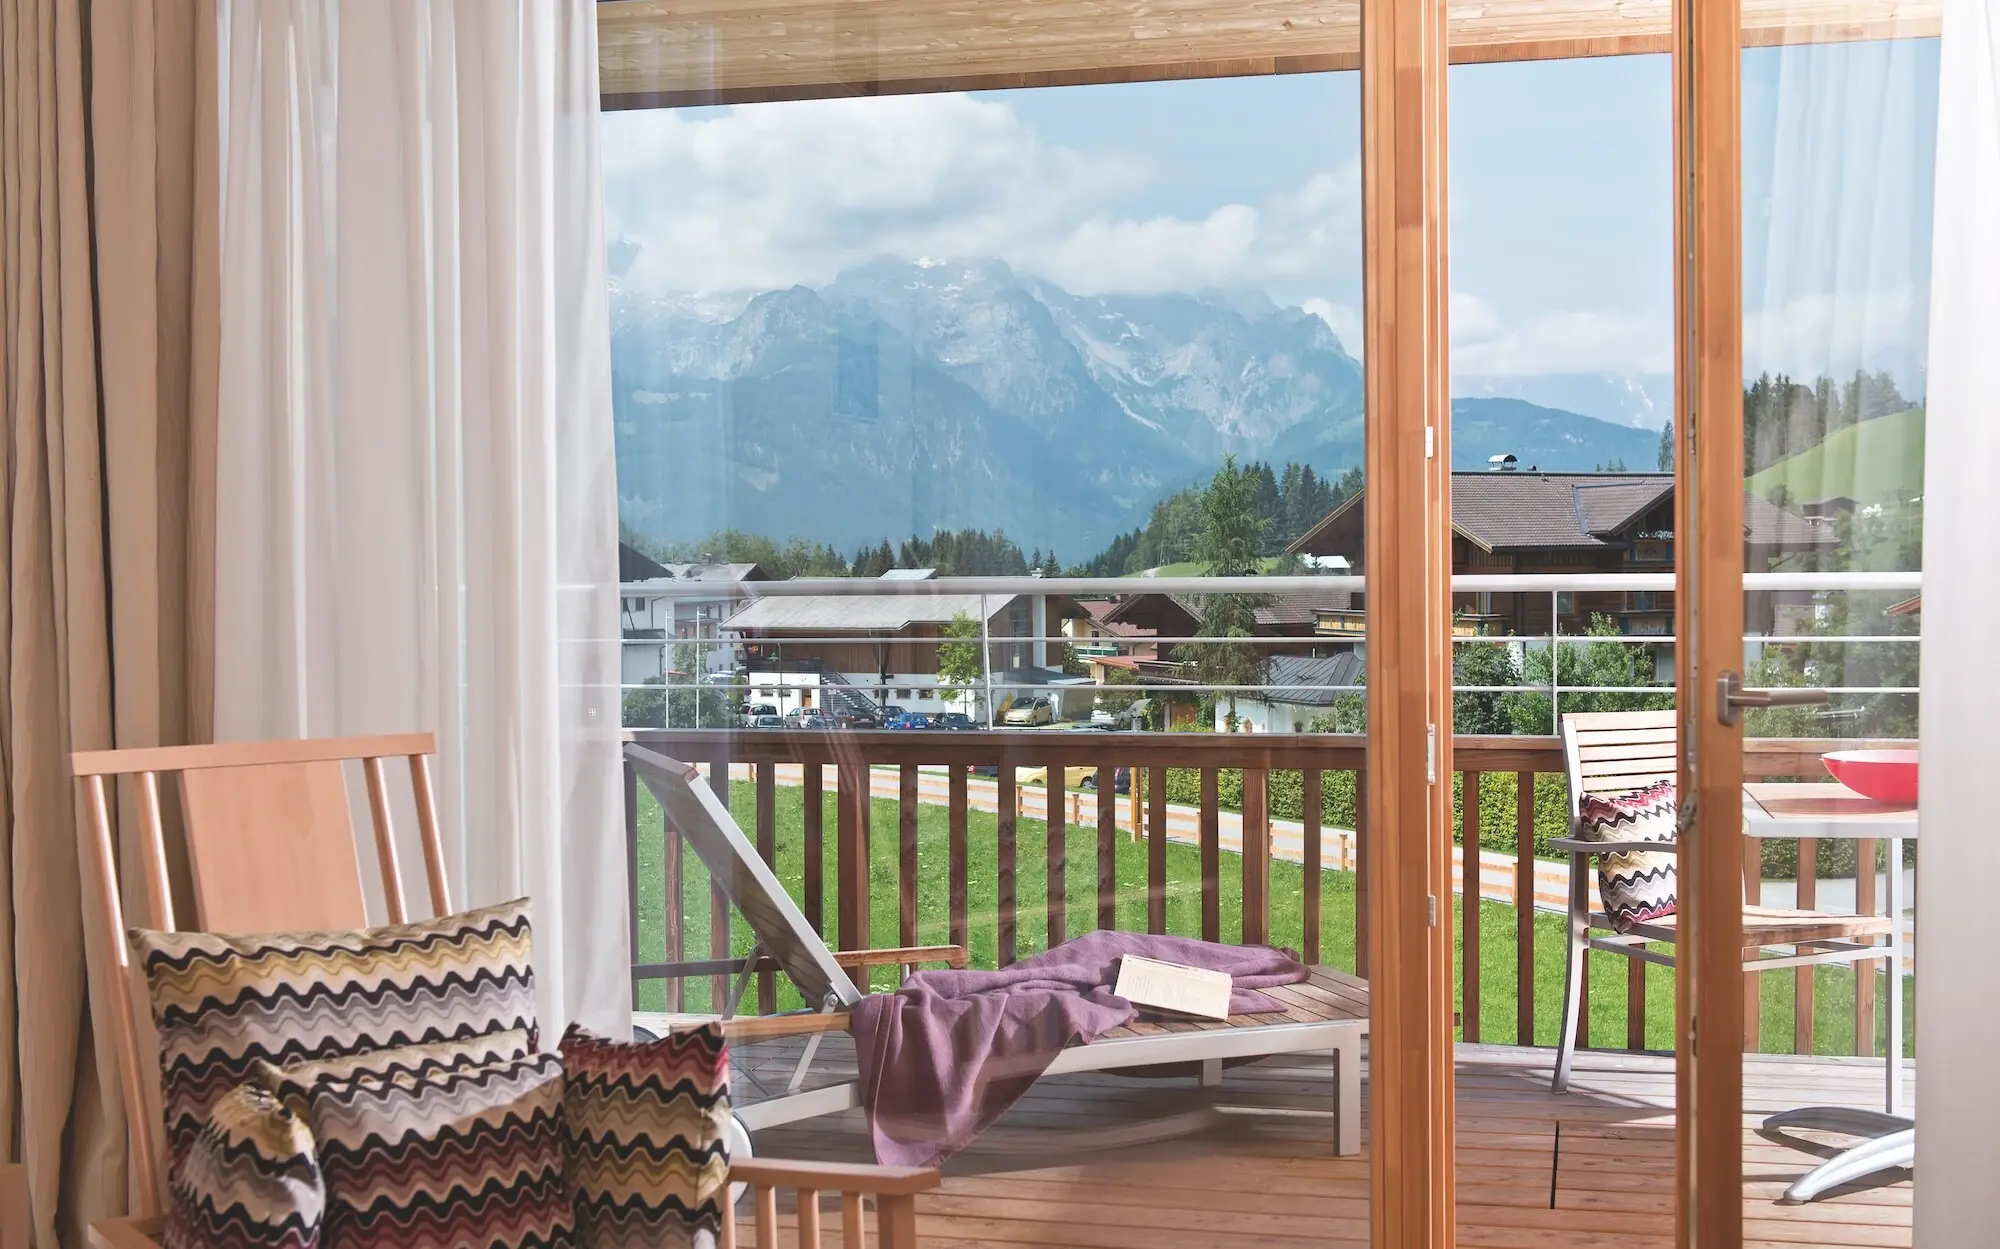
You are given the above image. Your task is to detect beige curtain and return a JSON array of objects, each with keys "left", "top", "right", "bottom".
[{"left": 0, "top": 1, "right": 215, "bottom": 1244}]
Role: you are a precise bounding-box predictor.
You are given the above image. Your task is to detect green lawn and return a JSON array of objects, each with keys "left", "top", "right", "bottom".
[
  {"left": 1747, "top": 406, "right": 1925, "bottom": 508},
  {"left": 633, "top": 783, "right": 1914, "bottom": 1058}
]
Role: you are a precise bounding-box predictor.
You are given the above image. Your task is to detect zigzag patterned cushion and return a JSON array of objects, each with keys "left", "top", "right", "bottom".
[
  {"left": 132, "top": 899, "right": 538, "bottom": 1174},
  {"left": 163, "top": 1082, "right": 324, "bottom": 1249},
  {"left": 305, "top": 1049, "right": 574, "bottom": 1248},
  {"left": 560, "top": 1024, "right": 730, "bottom": 1249},
  {"left": 1577, "top": 780, "right": 1679, "bottom": 933},
  {"left": 258, "top": 1029, "right": 534, "bottom": 1115}
]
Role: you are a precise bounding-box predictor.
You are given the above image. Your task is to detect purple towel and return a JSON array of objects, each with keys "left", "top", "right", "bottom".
[{"left": 849, "top": 931, "right": 1308, "bottom": 1166}]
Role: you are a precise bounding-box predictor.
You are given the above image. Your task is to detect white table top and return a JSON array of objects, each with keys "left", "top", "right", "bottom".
[{"left": 1741, "top": 782, "right": 1918, "bottom": 840}]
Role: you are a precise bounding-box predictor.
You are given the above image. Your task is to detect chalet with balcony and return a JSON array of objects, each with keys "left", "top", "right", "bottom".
[
  {"left": 1287, "top": 470, "right": 1834, "bottom": 637},
  {"left": 618, "top": 542, "right": 767, "bottom": 684}
]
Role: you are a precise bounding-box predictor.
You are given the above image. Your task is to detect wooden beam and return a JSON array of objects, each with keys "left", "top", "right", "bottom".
[
  {"left": 597, "top": 0, "right": 1939, "bottom": 109},
  {"left": 1673, "top": 0, "right": 1746, "bottom": 1237},
  {"left": 1362, "top": 0, "right": 1454, "bottom": 1237}
]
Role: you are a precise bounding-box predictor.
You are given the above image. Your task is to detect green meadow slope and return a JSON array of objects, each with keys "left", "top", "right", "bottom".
[{"left": 1748, "top": 407, "right": 1926, "bottom": 506}]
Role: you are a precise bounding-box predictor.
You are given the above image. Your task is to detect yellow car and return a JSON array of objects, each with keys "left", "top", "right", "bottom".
[
  {"left": 1001, "top": 695, "right": 1055, "bottom": 726},
  {"left": 1018, "top": 764, "right": 1127, "bottom": 791}
]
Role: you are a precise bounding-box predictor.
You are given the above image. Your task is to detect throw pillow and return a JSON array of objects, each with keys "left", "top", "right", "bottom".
[
  {"left": 1577, "top": 780, "right": 1678, "bottom": 933},
  {"left": 307, "top": 1050, "right": 575, "bottom": 1249},
  {"left": 560, "top": 1024, "right": 730, "bottom": 1249},
  {"left": 258, "top": 1028, "right": 534, "bottom": 1115},
  {"left": 131, "top": 897, "right": 537, "bottom": 1172},
  {"left": 163, "top": 1082, "right": 324, "bottom": 1249}
]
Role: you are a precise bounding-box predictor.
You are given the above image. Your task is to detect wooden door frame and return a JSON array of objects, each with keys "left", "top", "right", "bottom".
[
  {"left": 1672, "top": 0, "right": 1746, "bottom": 1242},
  {"left": 1361, "top": 0, "right": 1455, "bottom": 1239}
]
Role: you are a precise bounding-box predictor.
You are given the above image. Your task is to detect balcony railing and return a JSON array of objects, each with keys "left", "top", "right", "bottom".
[{"left": 620, "top": 570, "right": 1919, "bottom": 1062}]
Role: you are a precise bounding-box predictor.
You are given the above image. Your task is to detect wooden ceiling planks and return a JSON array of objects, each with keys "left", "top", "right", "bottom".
[{"left": 597, "top": 0, "right": 1939, "bottom": 108}]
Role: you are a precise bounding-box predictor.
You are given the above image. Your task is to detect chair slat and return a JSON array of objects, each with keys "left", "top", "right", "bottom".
[
  {"left": 135, "top": 771, "right": 175, "bottom": 931},
  {"left": 363, "top": 757, "right": 409, "bottom": 925},
  {"left": 408, "top": 754, "right": 451, "bottom": 916},
  {"left": 180, "top": 760, "right": 369, "bottom": 933},
  {"left": 84, "top": 774, "right": 163, "bottom": 1214}
]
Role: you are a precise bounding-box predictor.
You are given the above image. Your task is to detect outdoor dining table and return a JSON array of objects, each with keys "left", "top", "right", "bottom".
[{"left": 1741, "top": 782, "right": 1915, "bottom": 1203}]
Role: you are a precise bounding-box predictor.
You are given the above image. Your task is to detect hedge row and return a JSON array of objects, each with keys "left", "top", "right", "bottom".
[{"left": 1153, "top": 765, "right": 1902, "bottom": 880}]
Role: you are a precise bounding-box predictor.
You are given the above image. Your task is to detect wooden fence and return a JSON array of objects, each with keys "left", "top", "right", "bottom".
[{"left": 626, "top": 729, "right": 1906, "bottom": 1058}]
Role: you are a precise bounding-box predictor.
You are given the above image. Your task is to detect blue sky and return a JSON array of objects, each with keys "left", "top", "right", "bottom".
[{"left": 601, "top": 39, "right": 1936, "bottom": 401}]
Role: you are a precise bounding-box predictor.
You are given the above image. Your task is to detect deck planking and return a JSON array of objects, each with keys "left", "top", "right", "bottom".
[{"left": 727, "top": 1038, "right": 1912, "bottom": 1248}]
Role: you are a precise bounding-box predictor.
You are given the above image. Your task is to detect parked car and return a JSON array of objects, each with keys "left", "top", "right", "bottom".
[
  {"left": 937, "top": 712, "right": 982, "bottom": 731},
  {"left": 751, "top": 715, "right": 785, "bottom": 729},
  {"left": 1018, "top": 764, "right": 1130, "bottom": 793},
  {"left": 829, "top": 708, "right": 880, "bottom": 729},
  {"left": 1090, "top": 707, "right": 1117, "bottom": 727},
  {"left": 740, "top": 702, "right": 778, "bottom": 727},
  {"left": 886, "top": 712, "right": 934, "bottom": 730},
  {"left": 783, "top": 707, "right": 828, "bottom": 729},
  {"left": 879, "top": 705, "right": 908, "bottom": 722},
  {"left": 1002, "top": 696, "right": 1054, "bottom": 726}
]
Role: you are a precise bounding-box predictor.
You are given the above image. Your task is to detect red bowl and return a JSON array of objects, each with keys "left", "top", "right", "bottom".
[{"left": 1821, "top": 749, "right": 1919, "bottom": 803}]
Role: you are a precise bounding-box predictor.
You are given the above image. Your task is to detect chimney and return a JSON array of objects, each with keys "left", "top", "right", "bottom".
[{"left": 1487, "top": 453, "right": 1518, "bottom": 472}]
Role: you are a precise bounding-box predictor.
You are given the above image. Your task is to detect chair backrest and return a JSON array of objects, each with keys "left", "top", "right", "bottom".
[
  {"left": 70, "top": 733, "right": 449, "bottom": 1216},
  {"left": 625, "top": 745, "right": 864, "bottom": 1012},
  {"left": 1560, "top": 709, "right": 1679, "bottom": 830}
]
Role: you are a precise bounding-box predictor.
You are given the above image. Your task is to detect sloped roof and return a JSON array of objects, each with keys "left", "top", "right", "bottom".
[
  {"left": 1100, "top": 587, "right": 1355, "bottom": 631},
  {"left": 1290, "top": 472, "right": 1834, "bottom": 555},
  {"left": 619, "top": 541, "right": 670, "bottom": 580},
  {"left": 724, "top": 594, "right": 1016, "bottom": 632},
  {"left": 1256, "top": 652, "right": 1367, "bottom": 707}
]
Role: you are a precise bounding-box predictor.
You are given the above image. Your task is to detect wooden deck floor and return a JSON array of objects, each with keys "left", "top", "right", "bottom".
[{"left": 731, "top": 1038, "right": 1914, "bottom": 1248}]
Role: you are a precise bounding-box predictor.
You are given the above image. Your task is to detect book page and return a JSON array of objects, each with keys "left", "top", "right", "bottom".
[{"left": 1114, "top": 955, "right": 1233, "bottom": 1021}]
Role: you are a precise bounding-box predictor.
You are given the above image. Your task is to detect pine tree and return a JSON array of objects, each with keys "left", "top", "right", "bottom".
[
  {"left": 1177, "top": 456, "right": 1272, "bottom": 727},
  {"left": 1657, "top": 418, "right": 1674, "bottom": 472}
]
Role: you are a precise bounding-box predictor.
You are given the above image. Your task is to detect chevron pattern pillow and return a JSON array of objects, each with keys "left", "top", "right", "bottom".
[
  {"left": 560, "top": 1024, "right": 730, "bottom": 1249},
  {"left": 131, "top": 898, "right": 538, "bottom": 1174},
  {"left": 257, "top": 1028, "right": 534, "bottom": 1116},
  {"left": 306, "top": 1050, "right": 575, "bottom": 1249},
  {"left": 163, "top": 1083, "right": 324, "bottom": 1249},
  {"left": 1577, "top": 781, "right": 1678, "bottom": 933}
]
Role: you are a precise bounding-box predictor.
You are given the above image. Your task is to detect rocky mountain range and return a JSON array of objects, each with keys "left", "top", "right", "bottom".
[{"left": 613, "top": 258, "right": 1660, "bottom": 559}]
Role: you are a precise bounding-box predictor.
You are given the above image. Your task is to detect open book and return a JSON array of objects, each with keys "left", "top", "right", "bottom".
[{"left": 1113, "top": 955, "right": 1233, "bottom": 1021}]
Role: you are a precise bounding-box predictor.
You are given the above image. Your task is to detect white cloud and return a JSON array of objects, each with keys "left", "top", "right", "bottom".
[
  {"left": 601, "top": 95, "right": 1361, "bottom": 304},
  {"left": 1743, "top": 285, "right": 1922, "bottom": 379},
  {"left": 1448, "top": 298, "right": 1672, "bottom": 377}
]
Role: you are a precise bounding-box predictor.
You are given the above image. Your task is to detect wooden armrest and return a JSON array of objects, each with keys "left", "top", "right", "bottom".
[
  {"left": 1550, "top": 838, "right": 1679, "bottom": 856},
  {"left": 88, "top": 1217, "right": 166, "bottom": 1249},
  {"left": 731, "top": 1158, "right": 941, "bottom": 1197},
  {"left": 716, "top": 1011, "right": 852, "bottom": 1041},
  {"left": 832, "top": 944, "right": 970, "bottom": 970}
]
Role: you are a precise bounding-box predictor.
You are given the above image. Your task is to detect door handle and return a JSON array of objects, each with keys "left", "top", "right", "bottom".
[{"left": 1716, "top": 671, "right": 1828, "bottom": 726}]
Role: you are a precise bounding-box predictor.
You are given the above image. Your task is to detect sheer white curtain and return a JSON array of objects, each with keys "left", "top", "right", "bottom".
[
  {"left": 1917, "top": 0, "right": 2000, "bottom": 1241},
  {"left": 211, "top": 0, "right": 628, "bottom": 1035}
]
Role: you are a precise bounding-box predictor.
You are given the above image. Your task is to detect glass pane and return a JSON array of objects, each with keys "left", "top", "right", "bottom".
[
  {"left": 602, "top": 40, "right": 1371, "bottom": 1236},
  {"left": 1739, "top": 22, "right": 1933, "bottom": 1229}
]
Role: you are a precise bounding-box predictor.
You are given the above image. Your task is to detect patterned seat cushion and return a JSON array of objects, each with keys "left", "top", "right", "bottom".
[
  {"left": 560, "top": 1024, "right": 730, "bottom": 1249},
  {"left": 163, "top": 1082, "right": 324, "bottom": 1249},
  {"left": 307, "top": 1050, "right": 575, "bottom": 1249},
  {"left": 1577, "top": 781, "right": 1678, "bottom": 933},
  {"left": 131, "top": 898, "right": 537, "bottom": 1172}
]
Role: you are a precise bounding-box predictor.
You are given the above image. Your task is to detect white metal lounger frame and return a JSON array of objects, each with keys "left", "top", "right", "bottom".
[{"left": 627, "top": 744, "right": 1368, "bottom": 1156}]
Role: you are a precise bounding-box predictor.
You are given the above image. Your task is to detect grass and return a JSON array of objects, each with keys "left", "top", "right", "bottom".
[
  {"left": 1747, "top": 406, "right": 1925, "bottom": 507},
  {"left": 634, "top": 782, "right": 1915, "bottom": 1058}
]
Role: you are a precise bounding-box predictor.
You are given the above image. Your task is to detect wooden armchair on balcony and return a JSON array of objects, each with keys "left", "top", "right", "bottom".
[
  {"left": 70, "top": 734, "right": 937, "bottom": 1249},
  {"left": 1549, "top": 710, "right": 1897, "bottom": 1092}
]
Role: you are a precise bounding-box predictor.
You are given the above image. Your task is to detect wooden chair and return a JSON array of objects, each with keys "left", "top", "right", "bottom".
[
  {"left": 72, "top": 734, "right": 938, "bottom": 1249},
  {"left": 1548, "top": 710, "right": 1896, "bottom": 1091},
  {"left": 72, "top": 733, "right": 452, "bottom": 1245}
]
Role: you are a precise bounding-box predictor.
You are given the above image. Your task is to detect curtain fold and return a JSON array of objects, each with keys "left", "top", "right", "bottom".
[
  {"left": 211, "top": 0, "right": 628, "bottom": 1037},
  {"left": 1916, "top": 0, "right": 2000, "bottom": 1240},
  {"left": 3, "top": 1, "right": 216, "bottom": 1243}
]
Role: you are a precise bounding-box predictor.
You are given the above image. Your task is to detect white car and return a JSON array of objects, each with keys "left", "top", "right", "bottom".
[{"left": 1003, "top": 696, "right": 1054, "bottom": 726}]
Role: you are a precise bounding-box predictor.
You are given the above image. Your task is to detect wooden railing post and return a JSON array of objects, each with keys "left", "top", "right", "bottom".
[
  {"left": 948, "top": 765, "right": 970, "bottom": 952},
  {"left": 1743, "top": 845, "right": 1763, "bottom": 1051},
  {"left": 709, "top": 756, "right": 733, "bottom": 1011},
  {"left": 836, "top": 761, "right": 871, "bottom": 957},
  {"left": 624, "top": 758, "right": 641, "bottom": 1007},
  {"left": 1199, "top": 768, "right": 1221, "bottom": 943},
  {"left": 1241, "top": 769, "right": 1270, "bottom": 945},
  {"left": 1516, "top": 772, "right": 1536, "bottom": 1046},
  {"left": 1146, "top": 766, "right": 1168, "bottom": 935},
  {"left": 803, "top": 762, "right": 825, "bottom": 938},
  {"left": 1047, "top": 753, "right": 1067, "bottom": 948},
  {"left": 755, "top": 762, "right": 778, "bottom": 1013},
  {"left": 1794, "top": 836, "right": 1818, "bottom": 1054},
  {"left": 1353, "top": 770, "right": 1369, "bottom": 978},
  {"left": 997, "top": 766, "right": 1018, "bottom": 967},
  {"left": 1303, "top": 769, "right": 1324, "bottom": 964},
  {"left": 898, "top": 765, "right": 920, "bottom": 979},
  {"left": 1096, "top": 766, "right": 1118, "bottom": 931},
  {"left": 1462, "top": 771, "right": 1481, "bottom": 1043},
  {"left": 1855, "top": 837, "right": 1878, "bottom": 1056}
]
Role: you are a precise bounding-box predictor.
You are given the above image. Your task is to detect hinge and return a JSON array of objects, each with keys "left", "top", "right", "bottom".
[
  {"left": 1426, "top": 723, "right": 1437, "bottom": 784},
  {"left": 1689, "top": 1015, "right": 1698, "bottom": 1058},
  {"left": 1425, "top": 424, "right": 1436, "bottom": 459},
  {"left": 1428, "top": 894, "right": 1438, "bottom": 927}
]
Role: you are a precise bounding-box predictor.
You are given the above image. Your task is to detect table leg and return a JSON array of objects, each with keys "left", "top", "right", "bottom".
[{"left": 1886, "top": 836, "right": 1905, "bottom": 1117}]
